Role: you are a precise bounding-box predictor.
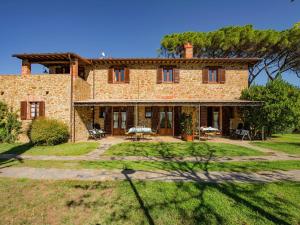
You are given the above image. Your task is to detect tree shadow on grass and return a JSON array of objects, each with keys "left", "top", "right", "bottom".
[
  {"left": 126, "top": 143, "right": 294, "bottom": 224},
  {"left": 65, "top": 142, "right": 297, "bottom": 225},
  {"left": 0, "top": 143, "right": 33, "bottom": 169}
]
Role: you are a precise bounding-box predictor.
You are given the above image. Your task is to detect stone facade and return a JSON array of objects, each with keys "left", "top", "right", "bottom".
[
  {"left": 86, "top": 64, "right": 248, "bottom": 101},
  {"left": 0, "top": 74, "right": 71, "bottom": 141},
  {"left": 0, "top": 58, "right": 251, "bottom": 141}
]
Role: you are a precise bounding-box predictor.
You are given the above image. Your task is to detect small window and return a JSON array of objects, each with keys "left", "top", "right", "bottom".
[
  {"left": 30, "top": 102, "right": 40, "bottom": 119},
  {"left": 114, "top": 68, "right": 125, "bottom": 83},
  {"left": 208, "top": 68, "right": 218, "bottom": 83},
  {"left": 163, "top": 67, "right": 173, "bottom": 82},
  {"left": 99, "top": 107, "right": 105, "bottom": 118},
  {"left": 145, "top": 107, "right": 152, "bottom": 118}
]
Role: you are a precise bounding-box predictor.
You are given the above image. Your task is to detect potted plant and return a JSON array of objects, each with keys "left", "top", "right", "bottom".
[{"left": 180, "top": 113, "right": 194, "bottom": 141}]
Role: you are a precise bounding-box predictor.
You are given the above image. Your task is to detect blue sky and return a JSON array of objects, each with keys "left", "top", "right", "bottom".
[{"left": 0, "top": 0, "right": 299, "bottom": 85}]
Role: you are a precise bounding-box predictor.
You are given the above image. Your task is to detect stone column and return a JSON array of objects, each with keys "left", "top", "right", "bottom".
[{"left": 21, "top": 60, "right": 31, "bottom": 76}]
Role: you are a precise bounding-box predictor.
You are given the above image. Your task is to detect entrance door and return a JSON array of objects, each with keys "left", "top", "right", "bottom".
[
  {"left": 159, "top": 107, "right": 173, "bottom": 135},
  {"left": 113, "top": 107, "right": 127, "bottom": 135}
]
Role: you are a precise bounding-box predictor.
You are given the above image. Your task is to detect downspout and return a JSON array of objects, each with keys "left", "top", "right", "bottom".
[{"left": 68, "top": 54, "right": 74, "bottom": 142}]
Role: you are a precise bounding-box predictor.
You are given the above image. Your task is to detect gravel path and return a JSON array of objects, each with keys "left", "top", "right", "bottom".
[{"left": 1, "top": 167, "right": 299, "bottom": 183}]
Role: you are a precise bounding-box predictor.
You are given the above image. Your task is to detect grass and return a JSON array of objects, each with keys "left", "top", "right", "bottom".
[
  {"left": 0, "top": 178, "right": 299, "bottom": 225},
  {"left": 0, "top": 142, "right": 99, "bottom": 156},
  {"left": 105, "top": 142, "right": 265, "bottom": 157},
  {"left": 2, "top": 158, "right": 300, "bottom": 173},
  {"left": 252, "top": 133, "right": 300, "bottom": 155}
]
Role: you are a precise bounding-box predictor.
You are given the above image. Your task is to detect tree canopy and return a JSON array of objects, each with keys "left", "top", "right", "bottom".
[
  {"left": 160, "top": 23, "right": 300, "bottom": 85},
  {"left": 240, "top": 78, "right": 300, "bottom": 137}
]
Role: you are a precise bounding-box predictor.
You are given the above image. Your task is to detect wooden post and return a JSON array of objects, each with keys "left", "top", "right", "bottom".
[
  {"left": 135, "top": 104, "right": 138, "bottom": 141},
  {"left": 219, "top": 106, "right": 223, "bottom": 134},
  {"left": 112, "top": 106, "right": 114, "bottom": 136},
  {"left": 198, "top": 105, "right": 201, "bottom": 141},
  {"left": 172, "top": 106, "right": 175, "bottom": 136}
]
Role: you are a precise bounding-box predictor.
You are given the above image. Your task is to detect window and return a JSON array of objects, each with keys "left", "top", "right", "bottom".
[
  {"left": 203, "top": 67, "right": 225, "bottom": 84},
  {"left": 163, "top": 68, "right": 173, "bottom": 82},
  {"left": 145, "top": 107, "right": 152, "bottom": 118},
  {"left": 30, "top": 102, "right": 40, "bottom": 119},
  {"left": 157, "top": 67, "right": 179, "bottom": 83},
  {"left": 208, "top": 68, "right": 218, "bottom": 83},
  {"left": 114, "top": 68, "right": 125, "bottom": 82}
]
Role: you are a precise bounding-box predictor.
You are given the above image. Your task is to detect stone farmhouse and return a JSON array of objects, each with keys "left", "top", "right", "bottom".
[{"left": 0, "top": 44, "right": 261, "bottom": 141}]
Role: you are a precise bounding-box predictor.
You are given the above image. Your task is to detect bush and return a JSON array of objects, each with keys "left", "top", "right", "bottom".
[
  {"left": 0, "top": 101, "right": 21, "bottom": 143},
  {"left": 29, "top": 118, "right": 69, "bottom": 145},
  {"left": 241, "top": 78, "right": 300, "bottom": 138}
]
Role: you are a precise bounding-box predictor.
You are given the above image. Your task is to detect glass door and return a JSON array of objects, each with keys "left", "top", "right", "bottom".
[
  {"left": 159, "top": 107, "right": 173, "bottom": 135},
  {"left": 113, "top": 107, "right": 127, "bottom": 135}
]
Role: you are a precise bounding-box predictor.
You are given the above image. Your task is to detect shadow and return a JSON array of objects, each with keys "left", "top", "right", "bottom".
[
  {"left": 122, "top": 169, "right": 155, "bottom": 225},
  {"left": 128, "top": 143, "right": 294, "bottom": 224},
  {"left": 63, "top": 141, "right": 297, "bottom": 224},
  {"left": 0, "top": 143, "right": 33, "bottom": 169}
]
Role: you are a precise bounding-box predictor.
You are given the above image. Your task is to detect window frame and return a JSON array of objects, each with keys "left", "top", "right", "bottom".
[
  {"left": 113, "top": 67, "right": 126, "bottom": 83},
  {"left": 162, "top": 67, "right": 174, "bottom": 83},
  {"left": 208, "top": 67, "right": 219, "bottom": 83},
  {"left": 29, "top": 102, "right": 40, "bottom": 119}
]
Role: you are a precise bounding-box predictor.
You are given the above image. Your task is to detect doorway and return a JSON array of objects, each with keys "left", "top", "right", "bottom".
[
  {"left": 158, "top": 107, "right": 173, "bottom": 135},
  {"left": 113, "top": 107, "right": 127, "bottom": 135}
]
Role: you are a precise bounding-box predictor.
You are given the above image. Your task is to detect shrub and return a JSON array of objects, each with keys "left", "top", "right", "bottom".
[
  {"left": 241, "top": 78, "right": 300, "bottom": 138},
  {"left": 0, "top": 101, "right": 21, "bottom": 143},
  {"left": 29, "top": 118, "right": 69, "bottom": 145}
]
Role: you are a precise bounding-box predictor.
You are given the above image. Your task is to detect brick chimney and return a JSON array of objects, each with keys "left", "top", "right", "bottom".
[
  {"left": 183, "top": 43, "right": 193, "bottom": 59},
  {"left": 21, "top": 60, "right": 31, "bottom": 76}
]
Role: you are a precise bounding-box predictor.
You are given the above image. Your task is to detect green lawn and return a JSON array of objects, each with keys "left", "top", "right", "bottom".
[
  {"left": 2, "top": 159, "right": 300, "bottom": 173},
  {"left": 252, "top": 133, "right": 300, "bottom": 155},
  {"left": 105, "top": 142, "right": 265, "bottom": 157},
  {"left": 0, "top": 178, "right": 299, "bottom": 225},
  {"left": 0, "top": 142, "right": 99, "bottom": 156}
]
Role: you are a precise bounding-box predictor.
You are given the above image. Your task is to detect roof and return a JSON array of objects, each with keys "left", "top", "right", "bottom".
[
  {"left": 90, "top": 57, "right": 261, "bottom": 66},
  {"left": 12, "top": 52, "right": 91, "bottom": 65},
  {"left": 74, "top": 99, "right": 263, "bottom": 107},
  {"left": 12, "top": 52, "right": 261, "bottom": 66}
]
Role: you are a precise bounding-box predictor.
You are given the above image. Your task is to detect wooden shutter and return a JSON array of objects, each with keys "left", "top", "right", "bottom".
[
  {"left": 200, "top": 106, "right": 207, "bottom": 127},
  {"left": 151, "top": 106, "right": 159, "bottom": 130},
  {"left": 126, "top": 106, "right": 134, "bottom": 129},
  {"left": 218, "top": 68, "right": 226, "bottom": 84},
  {"left": 124, "top": 67, "right": 130, "bottom": 83},
  {"left": 104, "top": 107, "right": 112, "bottom": 134},
  {"left": 39, "top": 101, "right": 45, "bottom": 117},
  {"left": 173, "top": 68, "right": 180, "bottom": 83},
  {"left": 157, "top": 68, "right": 163, "bottom": 84},
  {"left": 202, "top": 68, "right": 208, "bottom": 83},
  {"left": 20, "top": 101, "right": 27, "bottom": 120},
  {"left": 108, "top": 68, "right": 113, "bottom": 83}
]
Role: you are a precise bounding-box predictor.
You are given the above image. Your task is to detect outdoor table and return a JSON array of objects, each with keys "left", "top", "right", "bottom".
[
  {"left": 128, "top": 127, "right": 152, "bottom": 140},
  {"left": 200, "top": 127, "right": 221, "bottom": 139}
]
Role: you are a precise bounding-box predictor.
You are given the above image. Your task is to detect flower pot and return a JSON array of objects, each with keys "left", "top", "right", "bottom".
[{"left": 183, "top": 134, "right": 194, "bottom": 141}]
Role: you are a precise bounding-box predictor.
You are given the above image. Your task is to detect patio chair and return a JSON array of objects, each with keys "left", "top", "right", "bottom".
[
  {"left": 87, "top": 123, "right": 105, "bottom": 139},
  {"left": 88, "top": 129, "right": 101, "bottom": 140}
]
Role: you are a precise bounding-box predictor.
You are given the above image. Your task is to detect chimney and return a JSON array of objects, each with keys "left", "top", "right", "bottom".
[
  {"left": 21, "top": 60, "right": 31, "bottom": 76},
  {"left": 183, "top": 43, "right": 193, "bottom": 59}
]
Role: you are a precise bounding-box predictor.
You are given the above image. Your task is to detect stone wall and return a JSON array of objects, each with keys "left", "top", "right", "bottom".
[
  {"left": 86, "top": 64, "right": 248, "bottom": 100},
  {"left": 0, "top": 74, "right": 71, "bottom": 141},
  {"left": 74, "top": 77, "right": 91, "bottom": 101}
]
